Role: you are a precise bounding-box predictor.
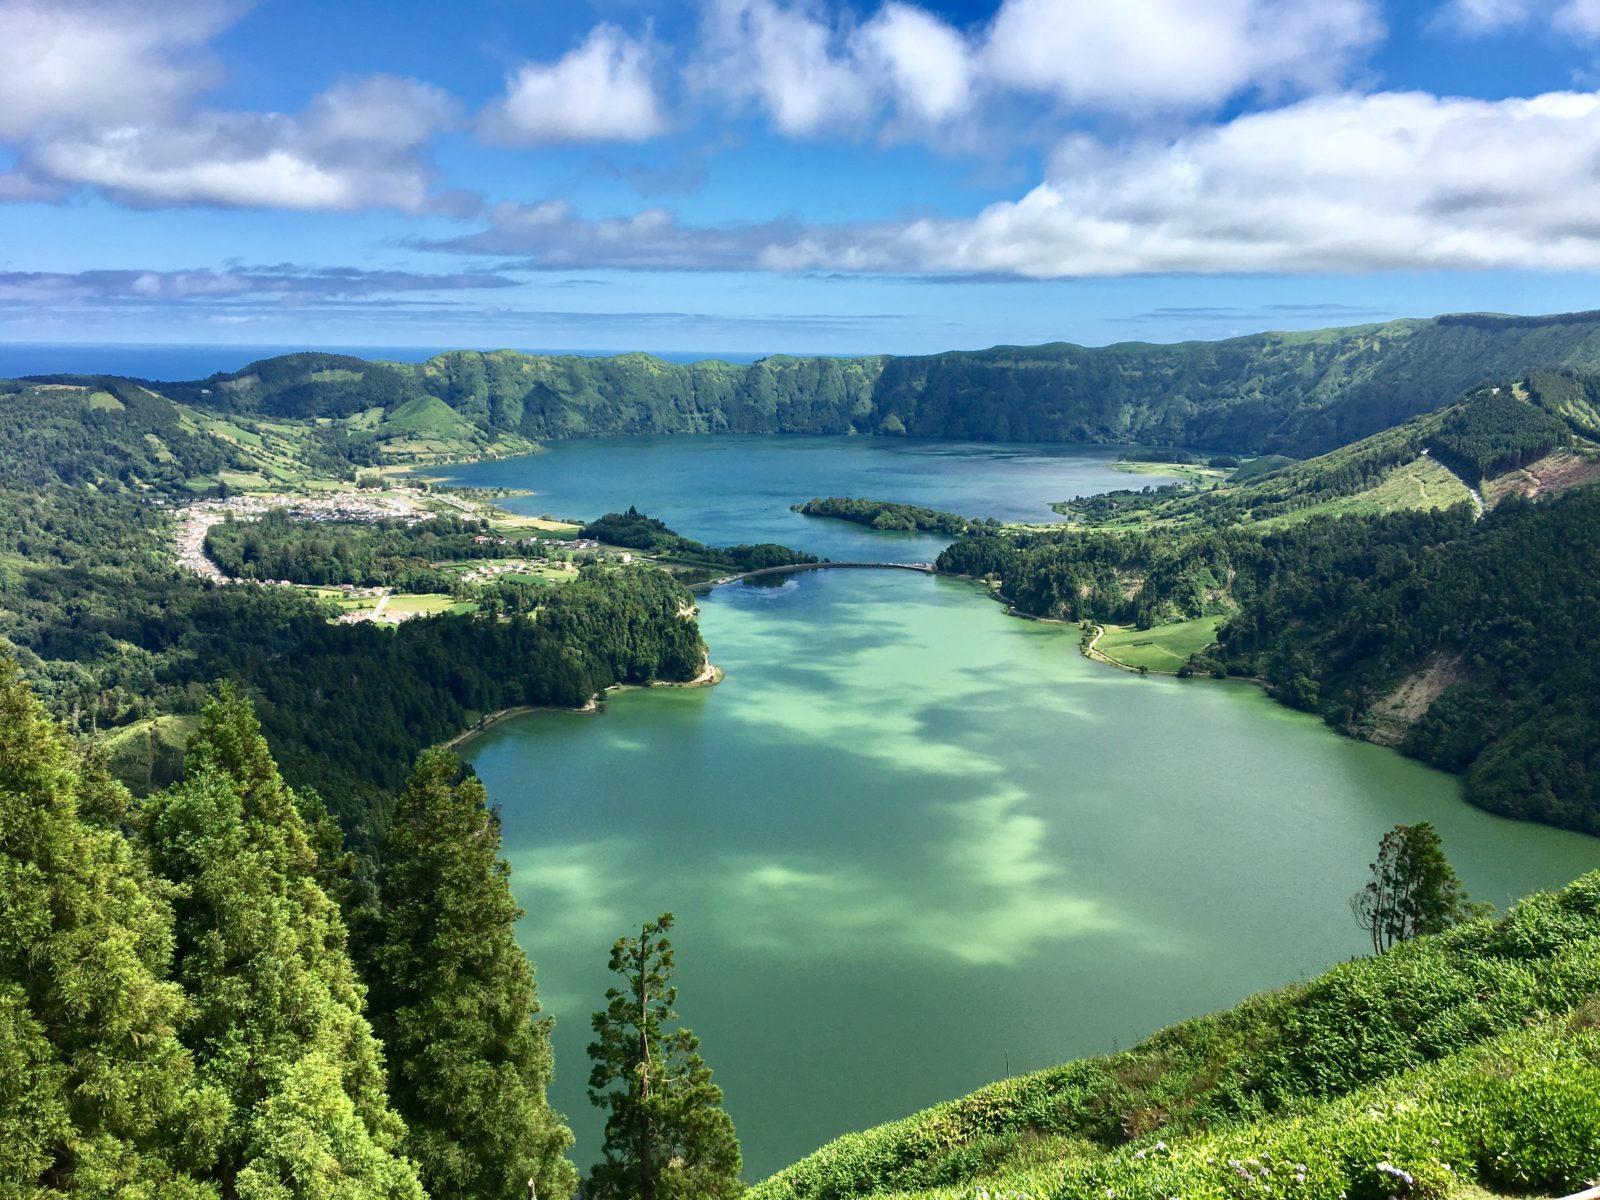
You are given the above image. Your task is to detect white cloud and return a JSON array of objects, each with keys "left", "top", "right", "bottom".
[
  {"left": 304, "top": 75, "right": 458, "bottom": 148},
  {"left": 23, "top": 76, "right": 457, "bottom": 212},
  {"left": 698, "top": 0, "right": 877, "bottom": 135},
  {"left": 982, "top": 0, "right": 1381, "bottom": 111},
  {"left": 0, "top": 0, "right": 232, "bottom": 139},
  {"left": 434, "top": 87, "right": 1600, "bottom": 278},
  {"left": 1564, "top": 0, "right": 1600, "bottom": 32},
  {"left": 761, "top": 89, "right": 1600, "bottom": 276},
  {"left": 1438, "top": 0, "right": 1600, "bottom": 34},
  {"left": 0, "top": 0, "right": 463, "bottom": 214},
  {"left": 480, "top": 25, "right": 665, "bottom": 144},
  {"left": 858, "top": 2, "right": 974, "bottom": 124},
  {"left": 1439, "top": 0, "right": 1538, "bottom": 30},
  {"left": 694, "top": 0, "right": 1379, "bottom": 138},
  {"left": 695, "top": 0, "right": 979, "bottom": 135}
]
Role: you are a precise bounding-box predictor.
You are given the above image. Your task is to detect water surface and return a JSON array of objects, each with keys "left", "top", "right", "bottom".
[
  {"left": 467, "top": 568, "right": 1600, "bottom": 1178},
  {"left": 436, "top": 435, "right": 1160, "bottom": 561}
]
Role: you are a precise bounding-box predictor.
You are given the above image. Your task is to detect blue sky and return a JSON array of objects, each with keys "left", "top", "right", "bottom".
[{"left": 5, "top": 0, "right": 1600, "bottom": 355}]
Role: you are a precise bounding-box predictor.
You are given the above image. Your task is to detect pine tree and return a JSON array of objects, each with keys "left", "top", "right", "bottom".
[
  {"left": 140, "top": 687, "right": 422, "bottom": 1199},
  {"left": 586, "top": 913, "right": 742, "bottom": 1200},
  {"left": 368, "top": 748, "right": 576, "bottom": 1200},
  {"left": 0, "top": 656, "right": 221, "bottom": 1197},
  {"left": 1351, "top": 822, "right": 1490, "bottom": 953}
]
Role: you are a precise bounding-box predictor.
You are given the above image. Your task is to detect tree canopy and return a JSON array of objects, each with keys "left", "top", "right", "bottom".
[
  {"left": 368, "top": 749, "right": 576, "bottom": 1200},
  {"left": 586, "top": 914, "right": 743, "bottom": 1200}
]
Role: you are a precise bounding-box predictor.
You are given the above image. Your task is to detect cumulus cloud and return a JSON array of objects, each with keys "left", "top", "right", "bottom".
[
  {"left": 431, "top": 87, "right": 1600, "bottom": 278},
  {"left": 983, "top": 0, "right": 1382, "bottom": 111},
  {"left": 763, "top": 89, "right": 1600, "bottom": 276},
  {"left": 480, "top": 25, "right": 666, "bottom": 144},
  {"left": 1438, "top": 0, "right": 1600, "bottom": 35},
  {"left": 858, "top": 2, "right": 975, "bottom": 124},
  {"left": 20, "top": 76, "right": 460, "bottom": 212},
  {"left": 697, "top": 0, "right": 877, "bottom": 135},
  {"left": 693, "top": 0, "right": 1380, "bottom": 137},
  {"left": 0, "top": 0, "right": 232, "bottom": 139},
  {"left": 0, "top": 3, "right": 465, "bottom": 213}
]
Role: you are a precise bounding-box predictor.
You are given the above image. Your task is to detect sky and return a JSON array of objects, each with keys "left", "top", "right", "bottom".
[{"left": 5, "top": 0, "right": 1600, "bottom": 355}]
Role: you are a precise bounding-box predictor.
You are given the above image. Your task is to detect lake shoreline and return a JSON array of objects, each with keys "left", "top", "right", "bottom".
[{"left": 442, "top": 658, "right": 723, "bottom": 751}]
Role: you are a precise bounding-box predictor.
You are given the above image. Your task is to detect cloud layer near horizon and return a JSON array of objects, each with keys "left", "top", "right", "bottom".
[{"left": 428, "top": 88, "right": 1600, "bottom": 278}]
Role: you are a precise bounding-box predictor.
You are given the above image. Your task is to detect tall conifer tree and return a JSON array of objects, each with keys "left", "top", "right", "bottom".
[
  {"left": 586, "top": 913, "right": 742, "bottom": 1200},
  {"left": 141, "top": 688, "right": 422, "bottom": 1199},
  {"left": 368, "top": 748, "right": 576, "bottom": 1200},
  {"left": 0, "top": 657, "right": 220, "bottom": 1197}
]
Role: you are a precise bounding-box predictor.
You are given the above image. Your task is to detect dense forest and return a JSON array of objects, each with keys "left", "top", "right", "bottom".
[
  {"left": 1427, "top": 387, "right": 1570, "bottom": 482},
  {"left": 792, "top": 496, "right": 983, "bottom": 534},
  {"left": 1, "top": 665, "right": 742, "bottom": 1199},
  {"left": 939, "top": 486, "right": 1600, "bottom": 833},
  {"left": 0, "top": 377, "right": 240, "bottom": 489},
  {"left": 936, "top": 374, "right": 1600, "bottom": 831},
  {"left": 60, "top": 308, "right": 1600, "bottom": 459},
  {"left": 581, "top": 506, "right": 818, "bottom": 571},
  {"left": 1209, "top": 488, "right": 1600, "bottom": 833}
]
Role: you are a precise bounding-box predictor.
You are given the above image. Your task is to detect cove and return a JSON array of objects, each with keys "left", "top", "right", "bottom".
[{"left": 463, "top": 566, "right": 1600, "bottom": 1179}]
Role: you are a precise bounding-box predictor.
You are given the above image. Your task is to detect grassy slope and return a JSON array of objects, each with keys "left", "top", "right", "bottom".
[
  {"left": 1253, "top": 453, "right": 1471, "bottom": 529},
  {"left": 101, "top": 713, "right": 200, "bottom": 795},
  {"left": 1096, "top": 616, "right": 1225, "bottom": 671},
  {"left": 754, "top": 873, "right": 1600, "bottom": 1200},
  {"left": 877, "top": 1018, "right": 1600, "bottom": 1200},
  {"left": 1056, "top": 404, "right": 1493, "bottom": 534}
]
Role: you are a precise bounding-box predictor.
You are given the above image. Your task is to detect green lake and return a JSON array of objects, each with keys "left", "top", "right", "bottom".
[{"left": 445, "top": 439, "right": 1600, "bottom": 1179}]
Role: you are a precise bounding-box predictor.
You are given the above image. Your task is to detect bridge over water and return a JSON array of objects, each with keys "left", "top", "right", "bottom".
[{"left": 688, "top": 561, "right": 936, "bottom": 592}]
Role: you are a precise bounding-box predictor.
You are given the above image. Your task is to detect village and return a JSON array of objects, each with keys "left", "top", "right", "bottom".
[
  {"left": 172, "top": 487, "right": 449, "bottom": 582},
  {"left": 171, "top": 487, "right": 636, "bottom": 625}
]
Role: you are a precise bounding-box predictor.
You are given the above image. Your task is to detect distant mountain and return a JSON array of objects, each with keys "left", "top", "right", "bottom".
[{"left": 122, "top": 309, "right": 1600, "bottom": 456}]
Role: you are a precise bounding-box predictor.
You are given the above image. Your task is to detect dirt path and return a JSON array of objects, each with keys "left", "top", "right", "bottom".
[{"left": 1081, "top": 623, "right": 1141, "bottom": 674}]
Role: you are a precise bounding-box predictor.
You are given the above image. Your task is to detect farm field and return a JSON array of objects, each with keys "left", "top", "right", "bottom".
[{"left": 1095, "top": 615, "right": 1225, "bottom": 672}]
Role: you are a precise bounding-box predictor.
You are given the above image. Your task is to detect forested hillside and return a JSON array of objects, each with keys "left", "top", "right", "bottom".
[
  {"left": 76, "top": 308, "right": 1600, "bottom": 459},
  {"left": 937, "top": 378, "right": 1600, "bottom": 833},
  {"left": 0, "top": 480, "right": 705, "bottom": 849},
  {"left": 0, "top": 665, "right": 583, "bottom": 1199}
]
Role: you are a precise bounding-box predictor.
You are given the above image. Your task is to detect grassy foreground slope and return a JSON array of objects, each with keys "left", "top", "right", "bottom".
[
  {"left": 122, "top": 309, "right": 1600, "bottom": 458},
  {"left": 755, "top": 873, "right": 1600, "bottom": 1200}
]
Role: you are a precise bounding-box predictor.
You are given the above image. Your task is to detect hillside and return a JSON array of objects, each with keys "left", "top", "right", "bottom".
[
  {"left": 81, "top": 308, "right": 1600, "bottom": 460},
  {"left": 1057, "top": 375, "right": 1587, "bottom": 530},
  {"left": 936, "top": 380, "right": 1600, "bottom": 833},
  {"left": 1, "top": 369, "right": 532, "bottom": 495},
  {"left": 755, "top": 873, "right": 1600, "bottom": 1200}
]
